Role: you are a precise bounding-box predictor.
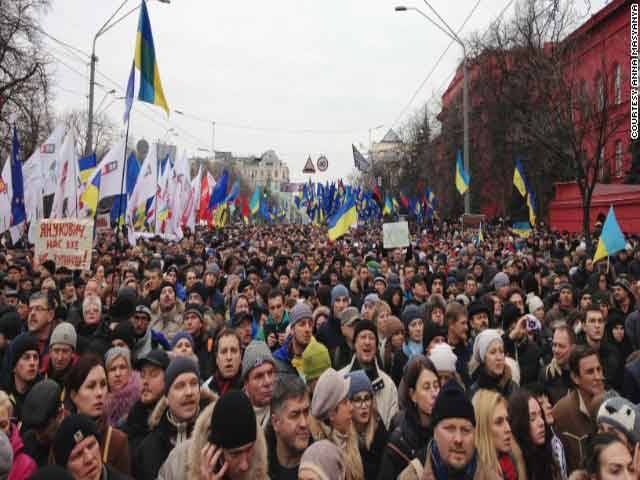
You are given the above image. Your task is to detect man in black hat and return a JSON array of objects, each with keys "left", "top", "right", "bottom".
[
  {"left": 54, "top": 415, "right": 130, "bottom": 480},
  {"left": 1, "top": 333, "right": 41, "bottom": 420},
  {"left": 612, "top": 278, "right": 636, "bottom": 317},
  {"left": 157, "top": 390, "right": 266, "bottom": 480},
  {"left": 129, "top": 305, "right": 170, "bottom": 360},
  {"left": 183, "top": 303, "right": 215, "bottom": 379},
  {"left": 467, "top": 300, "right": 490, "bottom": 341},
  {"left": 122, "top": 349, "right": 170, "bottom": 453},
  {"left": 21, "top": 379, "right": 65, "bottom": 467},
  {"left": 149, "top": 282, "right": 184, "bottom": 342}
]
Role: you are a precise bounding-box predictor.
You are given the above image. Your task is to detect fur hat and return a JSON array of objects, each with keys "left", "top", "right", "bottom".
[{"left": 597, "top": 396, "right": 640, "bottom": 444}]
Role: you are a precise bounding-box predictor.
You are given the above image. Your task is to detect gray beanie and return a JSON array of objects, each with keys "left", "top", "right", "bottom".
[
  {"left": 311, "top": 368, "right": 350, "bottom": 420},
  {"left": 289, "top": 303, "right": 313, "bottom": 329},
  {"left": 241, "top": 341, "right": 275, "bottom": 380},
  {"left": 492, "top": 272, "right": 510, "bottom": 289},
  {"left": 472, "top": 329, "right": 503, "bottom": 365},
  {"left": 104, "top": 347, "right": 131, "bottom": 370},
  {"left": 164, "top": 356, "right": 200, "bottom": 395},
  {"left": 299, "top": 439, "right": 345, "bottom": 480},
  {"left": 330, "top": 284, "right": 349, "bottom": 305},
  {"left": 597, "top": 396, "right": 640, "bottom": 444},
  {"left": 0, "top": 431, "right": 12, "bottom": 478},
  {"left": 50, "top": 322, "right": 77, "bottom": 350}
]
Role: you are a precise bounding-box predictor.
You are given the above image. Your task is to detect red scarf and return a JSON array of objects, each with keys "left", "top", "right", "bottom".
[{"left": 498, "top": 452, "right": 517, "bottom": 480}]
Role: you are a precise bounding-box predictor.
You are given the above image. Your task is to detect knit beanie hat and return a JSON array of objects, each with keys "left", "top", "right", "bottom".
[
  {"left": 352, "top": 319, "right": 378, "bottom": 347},
  {"left": 289, "top": 303, "right": 313, "bottom": 329},
  {"left": 10, "top": 333, "right": 39, "bottom": 369},
  {"left": 299, "top": 439, "right": 345, "bottom": 480},
  {"left": 208, "top": 390, "right": 257, "bottom": 449},
  {"left": 164, "top": 356, "right": 200, "bottom": 395},
  {"left": 49, "top": 322, "right": 77, "bottom": 350},
  {"left": 363, "top": 293, "right": 379, "bottom": 306},
  {"left": 429, "top": 343, "right": 458, "bottom": 373},
  {"left": 311, "top": 368, "right": 350, "bottom": 420},
  {"left": 159, "top": 281, "right": 176, "bottom": 295},
  {"left": 401, "top": 304, "right": 422, "bottom": 329},
  {"left": 53, "top": 415, "right": 101, "bottom": 466},
  {"left": 467, "top": 301, "right": 490, "bottom": 319},
  {"left": 501, "top": 302, "right": 521, "bottom": 331},
  {"left": 187, "top": 282, "right": 208, "bottom": 303},
  {"left": 339, "top": 306, "right": 361, "bottom": 327},
  {"left": 302, "top": 338, "right": 331, "bottom": 382},
  {"left": 241, "top": 341, "right": 275, "bottom": 380},
  {"left": 0, "top": 309, "right": 22, "bottom": 342},
  {"left": 597, "top": 396, "right": 640, "bottom": 444},
  {"left": 431, "top": 380, "right": 475, "bottom": 427},
  {"left": 171, "top": 331, "right": 195, "bottom": 350},
  {"left": 527, "top": 295, "right": 544, "bottom": 314},
  {"left": 0, "top": 431, "right": 12, "bottom": 478},
  {"left": 423, "top": 321, "right": 447, "bottom": 349},
  {"left": 183, "top": 303, "right": 205, "bottom": 322},
  {"left": 330, "top": 284, "right": 349, "bottom": 305},
  {"left": 472, "top": 329, "right": 503, "bottom": 365},
  {"left": 110, "top": 321, "right": 136, "bottom": 350},
  {"left": 492, "top": 272, "right": 510, "bottom": 289},
  {"left": 104, "top": 347, "right": 131, "bottom": 370},
  {"left": 346, "top": 370, "right": 372, "bottom": 399}
]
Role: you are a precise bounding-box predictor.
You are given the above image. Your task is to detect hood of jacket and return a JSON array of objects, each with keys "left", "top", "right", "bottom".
[{"left": 185, "top": 394, "right": 269, "bottom": 480}]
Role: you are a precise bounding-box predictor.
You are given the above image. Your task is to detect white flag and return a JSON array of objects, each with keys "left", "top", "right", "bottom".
[
  {"left": 38, "top": 124, "right": 66, "bottom": 196},
  {"left": 50, "top": 133, "right": 79, "bottom": 218},
  {"left": 84, "top": 137, "right": 127, "bottom": 200},
  {"left": 127, "top": 144, "right": 158, "bottom": 224},
  {"left": 0, "top": 155, "right": 13, "bottom": 233}
]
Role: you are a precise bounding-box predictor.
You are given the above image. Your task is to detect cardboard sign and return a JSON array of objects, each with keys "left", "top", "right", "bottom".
[
  {"left": 95, "top": 213, "right": 111, "bottom": 234},
  {"left": 383, "top": 221, "right": 410, "bottom": 249},
  {"left": 35, "top": 219, "right": 93, "bottom": 270}
]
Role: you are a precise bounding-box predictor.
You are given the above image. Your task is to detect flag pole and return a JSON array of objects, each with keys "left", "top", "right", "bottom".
[{"left": 116, "top": 114, "right": 131, "bottom": 247}]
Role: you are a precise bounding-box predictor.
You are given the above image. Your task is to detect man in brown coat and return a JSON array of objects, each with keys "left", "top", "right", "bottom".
[{"left": 552, "top": 345, "right": 604, "bottom": 473}]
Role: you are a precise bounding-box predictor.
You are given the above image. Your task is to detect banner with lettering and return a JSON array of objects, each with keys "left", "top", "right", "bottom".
[{"left": 35, "top": 219, "right": 94, "bottom": 270}]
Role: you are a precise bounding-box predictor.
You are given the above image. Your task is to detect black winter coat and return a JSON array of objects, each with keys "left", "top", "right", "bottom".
[
  {"left": 468, "top": 365, "right": 518, "bottom": 400},
  {"left": 360, "top": 417, "right": 388, "bottom": 480},
  {"left": 121, "top": 400, "right": 154, "bottom": 455}
]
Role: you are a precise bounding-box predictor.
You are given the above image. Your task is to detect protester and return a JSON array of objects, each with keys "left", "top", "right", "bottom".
[
  {"left": 346, "top": 370, "right": 388, "bottom": 480},
  {"left": 65, "top": 353, "right": 130, "bottom": 475},
  {"left": 301, "top": 338, "right": 331, "bottom": 394},
  {"left": 273, "top": 303, "right": 313, "bottom": 376},
  {"left": 391, "top": 305, "right": 424, "bottom": 385},
  {"left": 41, "top": 322, "right": 78, "bottom": 388},
  {"left": 104, "top": 347, "right": 140, "bottom": 427},
  {"left": 468, "top": 329, "right": 517, "bottom": 399},
  {"left": 0, "top": 391, "right": 37, "bottom": 479},
  {"left": 567, "top": 433, "right": 635, "bottom": 480},
  {"left": 242, "top": 341, "right": 276, "bottom": 429},
  {"left": 378, "top": 356, "right": 439, "bottom": 479},
  {"left": 202, "top": 328, "right": 243, "bottom": 396},
  {"left": 308, "top": 368, "right": 363, "bottom": 480},
  {"left": 298, "top": 439, "right": 345, "bottom": 480},
  {"left": 266, "top": 375, "right": 311, "bottom": 479},
  {"left": 1, "top": 334, "right": 40, "bottom": 419},
  {"left": 540, "top": 325, "right": 576, "bottom": 404}
]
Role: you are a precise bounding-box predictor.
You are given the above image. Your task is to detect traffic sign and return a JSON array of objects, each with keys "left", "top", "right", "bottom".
[
  {"left": 303, "top": 156, "right": 316, "bottom": 174},
  {"left": 317, "top": 155, "right": 328, "bottom": 172}
]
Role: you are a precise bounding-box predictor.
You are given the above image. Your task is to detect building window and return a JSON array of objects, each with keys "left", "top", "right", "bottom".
[
  {"left": 598, "top": 147, "right": 605, "bottom": 180},
  {"left": 614, "top": 64, "right": 622, "bottom": 105},
  {"left": 615, "top": 140, "right": 623, "bottom": 177},
  {"left": 596, "top": 74, "right": 604, "bottom": 110}
]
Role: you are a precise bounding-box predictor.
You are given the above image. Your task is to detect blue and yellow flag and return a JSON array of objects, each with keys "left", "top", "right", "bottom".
[
  {"left": 593, "top": 206, "right": 626, "bottom": 263},
  {"left": 126, "top": 0, "right": 169, "bottom": 119},
  {"left": 455, "top": 150, "right": 469, "bottom": 195},
  {"left": 513, "top": 158, "right": 536, "bottom": 225},
  {"left": 383, "top": 196, "right": 393, "bottom": 216},
  {"left": 249, "top": 186, "right": 261, "bottom": 215},
  {"left": 81, "top": 170, "right": 101, "bottom": 217},
  {"left": 78, "top": 153, "right": 97, "bottom": 184},
  {"left": 328, "top": 194, "right": 357, "bottom": 241}
]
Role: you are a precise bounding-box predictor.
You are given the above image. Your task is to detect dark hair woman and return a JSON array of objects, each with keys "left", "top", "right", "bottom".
[
  {"left": 508, "top": 389, "right": 563, "bottom": 480},
  {"left": 568, "top": 433, "right": 635, "bottom": 480},
  {"left": 377, "top": 355, "right": 440, "bottom": 480},
  {"left": 65, "top": 353, "right": 131, "bottom": 475}
]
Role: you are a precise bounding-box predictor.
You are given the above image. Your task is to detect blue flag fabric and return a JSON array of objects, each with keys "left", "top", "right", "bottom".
[
  {"left": 110, "top": 152, "right": 140, "bottom": 223},
  {"left": 208, "top": 170, "right": 229, "bottom": 211},
  {"left": 10, "top": 126, "right": 26, "bottom": 226}
]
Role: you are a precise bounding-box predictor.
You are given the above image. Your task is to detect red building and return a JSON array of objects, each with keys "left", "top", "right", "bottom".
[{"left": 432, "top": 0, "right": 635, "bottom": 226}]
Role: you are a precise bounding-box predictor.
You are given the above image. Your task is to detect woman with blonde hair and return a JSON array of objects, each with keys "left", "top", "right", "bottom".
[
  {"left": 469, "top": 329, "right": 518, "bottom": 399},
  {"left": 472, "top": 389, "right": 527, "bottom": 480}
]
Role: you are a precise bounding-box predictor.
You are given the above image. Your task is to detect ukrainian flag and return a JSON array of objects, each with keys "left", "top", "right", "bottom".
[
  {"left": 593, "top": 206, "right": 626, "bottom": 263},
  {"left": 80, "top": 170, "right": 101, "bottom": 217},
  {"left": 78, "top": 153, "right": 97, "bottom": 184},
  {"left": 455, "top": 150, "right": 469, "bottom": 195},
  {"left": 134, "top": 0, "right": 169, "bottom": 113},
  {"left": 513, "top": 159, "right": 528, "bottom": 198},
  {"left": 328, "top": 195, "right": 357, "bottom": 241},
  {"left": 249, "top": 187, "right": 261, "bottom": 215},
  {"left": 383, "top": 196, "right": 393, "bottom": 216}
]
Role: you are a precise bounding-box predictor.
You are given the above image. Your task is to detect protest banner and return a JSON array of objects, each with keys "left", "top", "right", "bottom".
[
  {"left": 383, "top": 221, "right": 410, "bottom": 249},
  {"left": 35, "top": 219, "right": 93, "bottom": 270},
  {"left": 95, "top": 213, "right": 111, "bottom": 234}
]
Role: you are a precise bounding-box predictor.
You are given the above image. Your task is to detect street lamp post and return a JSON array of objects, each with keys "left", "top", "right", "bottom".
[
  {"left": 395, "top": 5, "right": 470, "bottom": 214},
  {"left": 86, "top": 0, "right": 170, "bottom": 156}
]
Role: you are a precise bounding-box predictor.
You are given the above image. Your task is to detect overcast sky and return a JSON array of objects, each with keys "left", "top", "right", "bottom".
[{"left": 41, "top": 0, "right": 606, "bottom": 183}]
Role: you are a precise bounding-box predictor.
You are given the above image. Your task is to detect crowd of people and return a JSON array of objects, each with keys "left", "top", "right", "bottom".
[{"left": 0, "top": 221, "right": 639, "bottom": 479}]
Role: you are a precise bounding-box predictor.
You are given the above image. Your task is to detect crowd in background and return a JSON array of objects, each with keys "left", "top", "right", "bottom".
[{"left": 0, "top": 221, "right": 639, "bottom": 479}]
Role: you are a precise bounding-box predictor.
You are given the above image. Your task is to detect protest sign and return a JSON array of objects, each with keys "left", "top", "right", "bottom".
[
  {"left": 95, "top": 213, "right": 111, "bottom": 234},
  {"left": 383, "top": 221, "right": 410, "bottom": 249},
  {"left": 35, "top": 219, "right": 93, "bottom": 270}
]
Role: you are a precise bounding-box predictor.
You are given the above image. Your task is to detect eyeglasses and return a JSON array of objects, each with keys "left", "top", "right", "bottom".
[
  {"left": 352, "top": 395, "right": 372, "bottom": 408},
  {"left": 28, "top": 305, "right": 49, "bottom": 313}
]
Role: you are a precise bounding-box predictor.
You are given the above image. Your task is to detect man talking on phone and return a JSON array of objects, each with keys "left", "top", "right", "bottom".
[{"left": 158, "top": 390, "right": 268, "bottom": 480}]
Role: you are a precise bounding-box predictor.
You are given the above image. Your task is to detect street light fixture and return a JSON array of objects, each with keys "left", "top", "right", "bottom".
[
  {"left": 86, "top": 0, "right": 170, "bottom": 155},
  {"left": 395, "top": 4, "right": 470, "bottom": 214}
]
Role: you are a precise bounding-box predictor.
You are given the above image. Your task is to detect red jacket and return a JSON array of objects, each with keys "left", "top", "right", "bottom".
[{"left": 8, "top": 423, "right": 37, "bottom": 480}]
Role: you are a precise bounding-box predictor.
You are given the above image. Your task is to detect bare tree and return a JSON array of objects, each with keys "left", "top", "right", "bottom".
[
  {"left": 0, "top": 0, "right": 53, "bottom": 158},
  {"left": 61, "top": 109, "right": 120, "bottom": 160}
]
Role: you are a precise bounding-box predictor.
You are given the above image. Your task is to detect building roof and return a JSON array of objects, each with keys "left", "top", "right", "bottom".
[{"left": 380, "top": 129, "right": 402, "bottom": 144}]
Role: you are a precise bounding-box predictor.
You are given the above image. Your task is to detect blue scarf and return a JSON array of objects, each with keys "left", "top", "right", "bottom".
[
  {"left": 402, "top": 340, "right": 423, "bottom": 359},
  {"left": 430, "top": 440, "right": 478, "bottom": 480}
]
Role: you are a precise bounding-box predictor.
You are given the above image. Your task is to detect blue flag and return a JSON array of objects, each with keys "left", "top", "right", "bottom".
[
  {"left": 208, "top": 170, "right": 229, "bottom": 211},
  {"left": 10, "top": 126, "right": 26, "bottom": 226},
  {"left": 110, "top": 152, "right": 140, "bottom": 223}
]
